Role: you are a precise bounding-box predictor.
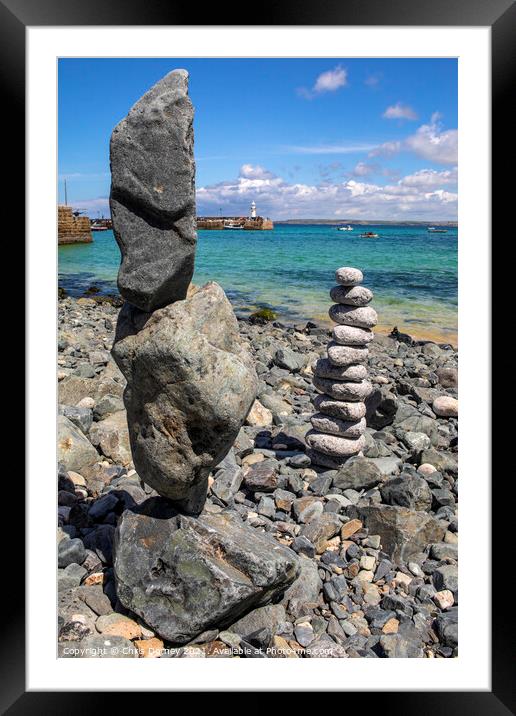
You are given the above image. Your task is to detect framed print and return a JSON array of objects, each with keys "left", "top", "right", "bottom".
[{"left": 5, "top": 0, "right": 513, "bottom": 708}]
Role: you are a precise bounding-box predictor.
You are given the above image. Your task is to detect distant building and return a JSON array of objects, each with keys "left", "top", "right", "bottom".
[{"left": 250, "top": 201, "right": 257, "bottom": 219}]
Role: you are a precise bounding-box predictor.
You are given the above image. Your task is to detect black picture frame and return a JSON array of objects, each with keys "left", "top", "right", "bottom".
[{"left": 6, "top": 0, "right": 512, "bottom": 709}]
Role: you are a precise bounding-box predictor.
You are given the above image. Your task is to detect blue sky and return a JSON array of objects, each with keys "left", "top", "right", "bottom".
[{"left": 58, "top": 58, "right": 457, "bottom": 221}]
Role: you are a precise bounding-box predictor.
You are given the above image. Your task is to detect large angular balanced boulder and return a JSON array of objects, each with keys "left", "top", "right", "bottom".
[
  {"left": 110, "top": 69, "right": 196, "bottom": 312},
  {"left": 113, "top": 501, "right": 300, "bottom": 644},
  {"left": 112, "top": 282, "right": 258, "bottom": 514}
]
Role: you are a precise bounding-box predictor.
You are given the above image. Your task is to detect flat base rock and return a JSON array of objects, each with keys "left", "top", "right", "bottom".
[{"left": 113, "top": 500, "right": 299, "bottom": 644}]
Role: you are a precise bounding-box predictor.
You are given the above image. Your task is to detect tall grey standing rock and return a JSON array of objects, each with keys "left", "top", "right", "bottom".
[
  {"left": 113, "top": 501, "right": 300, "bottom": 644},
  {"left": 306, "top": 267, "right": 377, "bottom": 468},
  {"left": 110, "top": 69, "right": 196, "bottom": 312},
  {"left": 112, "top": 282, "right": 258, "bottom": 514}
]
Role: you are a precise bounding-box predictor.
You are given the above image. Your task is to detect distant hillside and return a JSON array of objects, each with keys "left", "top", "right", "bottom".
[{"left": 276, "top": 219, "right": 458, "bottom": 227}]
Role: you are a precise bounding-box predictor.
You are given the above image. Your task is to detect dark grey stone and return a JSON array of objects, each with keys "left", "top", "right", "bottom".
[
  {"left": 88, "top": 493, "right": 119, "bottom": 522},
  {"left": 380, "top": 474, "right": 433, "bottom": 512},
  {"left": 433, "top": 564, "right": 458, "bottom": 594},
  {"left": 351, "top": 504, "right": 446, "bottom": 564},
  {"left": 110, "top": 69, "right": 197, "bottom": 312},
  {"left": 434, "top": 609, "right": 458, "bottom": 648},
  {"left": 60, "top": 406, "right": 93, "bottom": 434},
  {"left": 375, "top": 634, "right": 423, "bottom": 658},
  {"left": 58, "top": 537, "right": 86, "bottom": 568},
  {"left": 332, "top": 456, "right": 383, "bottom": 491}
]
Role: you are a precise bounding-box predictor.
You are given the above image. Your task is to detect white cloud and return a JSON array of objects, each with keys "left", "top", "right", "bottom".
[
  {"left": 365, "top": 73, "right": 382, "bottom": 88},
  {"left": 352, "top": 162, "right": 378, "bottom": 177},
  {"left": 314, "top": 65, "right": 347, "bottom": 93},
  {"left": 399, "top": 167, "right": 458, "bottom": 188},
  {"left": 239, "top": 164, "right": 275, "bottom": 180},
  {"left": 371, "top": 115, "right": 458, "bottom": 165},
  {"left": 281, "top": 143, "right": 377, "bottom": 155},
  {"left": 196, "top": 164, "right": 457, "bottom": 221},
  {"left": 383, "top": 102, "right": 418, "bottom": 120},
  {"left": 298, "top": 65, "right": 347, "bottom": 99}
]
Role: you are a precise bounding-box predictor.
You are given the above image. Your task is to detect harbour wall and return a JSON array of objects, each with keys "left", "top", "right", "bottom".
[
  {"left": 58, "top": 205, "right": 93, "bottom": 245},
  {"left": 197, "top": 216, "right": 274, "bottom": 230}
]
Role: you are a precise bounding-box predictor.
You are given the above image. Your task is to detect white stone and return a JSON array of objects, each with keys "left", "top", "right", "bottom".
[
  {"left": 327, "top": 342, "right": 369, "bottom": 366},
  {"left": 329, "top": 304, "right": 378, "bottom": 329},
  {"left": 305, "top": 430, "right": 365, "bottom": 457},
  {"left": 313, "top": 375, "right": 373, "bottom": 402},
  {"left": 245, "top": 399, "right": 273, "bottom": 427},
  {"left": 360, "top": 555, "right": 376, "bottom": 571},
  {"left": 313, "top": 395, "right": 366, "bottom": 420},
  {"left": 332, "top": 325, "right": 374, "bottom": 346},
  {"left": 418, "top": 463, "right": 437, "bottom": 476},
  {"left": 433, "top": 590, "right": 454, "bottom": 610},
  {"left": 314, "top": 357, "right": 367, "bottom": 382},
  {"left": 432, "top": 395, "right": 458, "bottom": 417},
  {"left": 310, "top": 414, "right": 366, "bottom": 438},
  {"left": 335, "top": 267, "right": 363, "bottom": 286},
  {"left": 76, "top": 396, "right": 95, "bottom": 409},
  {"left": 330, "top": 285, "right": 373, "bottom": 306}
]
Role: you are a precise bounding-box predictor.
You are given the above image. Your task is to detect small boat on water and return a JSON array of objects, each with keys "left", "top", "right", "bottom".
[
  {"left": 338, "top": 225, "right": 353, "bottom": 231},
  {"left": 224, "top": 221, "right": 244, "bottom": 230},
  {"left": 360, "top": 231, "right": 379, "bottom": 238},
  {"left": 427, "top": 227, "right": 448, "bottom": 233},
  {"left": 90, "top": 224, "right": 109, "bottom": 232}
]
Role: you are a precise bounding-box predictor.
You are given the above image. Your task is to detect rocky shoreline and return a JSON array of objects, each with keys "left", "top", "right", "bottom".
[{"left": 58, "top": 294, "right": 458, "bottom": 659}]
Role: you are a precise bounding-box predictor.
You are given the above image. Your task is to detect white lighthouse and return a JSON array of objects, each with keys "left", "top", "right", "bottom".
[{"left": 250, "top": 200, "right": 257, "bottom": 219}]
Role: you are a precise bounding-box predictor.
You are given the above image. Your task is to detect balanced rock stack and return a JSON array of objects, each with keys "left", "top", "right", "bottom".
[
  {"left": 110, "top": 69, "right": 259, "bottom": 514},
  {"left": 306, "top": 266, "right": 377, "bottom": 469},
  {"left": 108, "top": 70, "right": 299, "bottom": 644}
]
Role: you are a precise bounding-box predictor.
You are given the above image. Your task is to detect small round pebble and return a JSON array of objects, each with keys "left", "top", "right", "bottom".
[
  {"left": 327, "top": 342, "right": 369, "bottom": 366},
  {"left": 313, "top": 395, "right": 366, "bottom": 420},
  {"left": 306, "top": 430, "right": 366, "bottom": 457},
  {"left": 329, "top": 304, "right": 378, "bottom": 329},
  {"left": 418, "top": 463, "right": 437, "bottom": 476},
  {"left": 314, "top": 357, "right": 367, "bottom": 382},
  {"left": 329, "top": 285, "right": 373, "bottom": 306},
  {"left": 310, "top": 414, "right": 366, "bottom": 438},
  {"left": 332, "top": 325, "right": 374, "bottom": 346},
  {"left": 432, "top": 396, "right": 458, "bottom": 417},
  {"left": 335, "top": 266, "right": 363, "bottom": 286},
  {"left": 313, "top": 376, "right": 373, "bottom": 402}
]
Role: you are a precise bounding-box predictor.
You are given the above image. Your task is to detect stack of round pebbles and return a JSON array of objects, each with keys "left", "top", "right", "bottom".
[{"left": 306, "top": 266, "right": 378, "bottom": 469}]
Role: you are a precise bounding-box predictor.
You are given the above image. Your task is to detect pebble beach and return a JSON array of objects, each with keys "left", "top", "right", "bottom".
[{"left": 58, "top": 291, "right": 458, "bottom": 659}]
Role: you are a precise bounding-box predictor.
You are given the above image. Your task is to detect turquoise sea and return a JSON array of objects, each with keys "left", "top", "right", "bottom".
[{"left": 58, "top": 224, "right": 458, "bottom": 344}]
